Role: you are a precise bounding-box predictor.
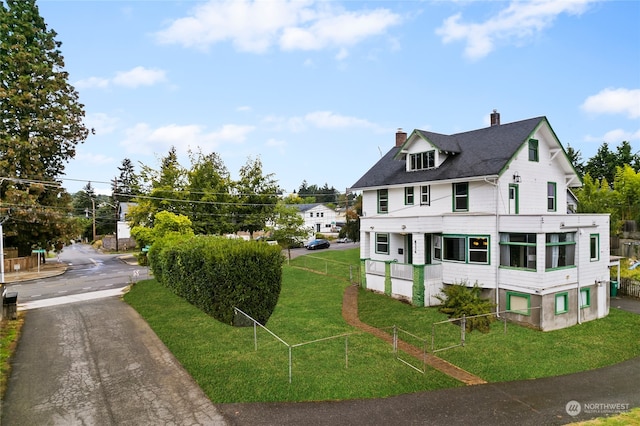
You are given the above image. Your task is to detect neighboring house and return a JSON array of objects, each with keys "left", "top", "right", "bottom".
[
  {"left": 350, "top": 111, "right": 614, "bottom": 331},
  {"left": 294, "top": 203, "right": 339, "bottom": 234},
  {"left": 117, "top": 202, "right": 136, "bottom": 239}
]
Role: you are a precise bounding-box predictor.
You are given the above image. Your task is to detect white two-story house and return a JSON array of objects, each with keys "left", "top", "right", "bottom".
[{"left": 350, "top": 111, "right": 612, "bottom": 331}]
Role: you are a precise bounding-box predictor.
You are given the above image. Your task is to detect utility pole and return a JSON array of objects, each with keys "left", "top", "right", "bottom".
[{"left": 113, "top": 178, "right": 119, "bottom": 253}]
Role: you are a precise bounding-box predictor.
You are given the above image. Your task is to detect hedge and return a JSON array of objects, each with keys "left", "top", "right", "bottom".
[{"left": 149, "top": 234, "right": 284, "bottom": 325}]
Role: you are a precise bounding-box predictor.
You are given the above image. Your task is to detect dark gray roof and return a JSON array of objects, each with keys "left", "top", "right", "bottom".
[
  {"left": 289, "top": 203, "right": 326, "bottom": 212},
  {"left": 351, "top": 116, "right": 546, "bottom": 189}
]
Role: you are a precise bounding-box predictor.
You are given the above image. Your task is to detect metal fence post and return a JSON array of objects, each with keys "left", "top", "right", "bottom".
[{"left": 461, "top": 315, "right": 466, "bottom": 347}]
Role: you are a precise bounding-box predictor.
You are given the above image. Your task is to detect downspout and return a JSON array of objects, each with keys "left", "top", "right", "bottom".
[
  {"left": 577, "top": 230, "right": 581, "bottom": 324},
  {"left": 484, "top": 177, "right": 500, "bottom": 317}
]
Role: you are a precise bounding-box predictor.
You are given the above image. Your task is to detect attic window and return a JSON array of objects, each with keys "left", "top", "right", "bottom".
[{"left": 410, "top": 151, "right": 435, "bottom": 171}]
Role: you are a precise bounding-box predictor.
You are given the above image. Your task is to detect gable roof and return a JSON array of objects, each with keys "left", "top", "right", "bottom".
[
  {"left": 290, "top": 203, "right": 331, "bottom": 213},
  {"left": 351, "top": 116, "right": 547, "bottom": 190}
]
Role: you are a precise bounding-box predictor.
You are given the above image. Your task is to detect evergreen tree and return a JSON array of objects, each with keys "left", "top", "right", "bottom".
[{"left": 0, "top": 0, "right": 88, "bottom": 255}]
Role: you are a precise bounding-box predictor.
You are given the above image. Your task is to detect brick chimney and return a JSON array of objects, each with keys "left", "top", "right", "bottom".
[
  {"left": 490, "top": 109, "right": 500, "bottom": 126},
  {"left": 395, "top": 128, "right": 407, "bottom": 147}
]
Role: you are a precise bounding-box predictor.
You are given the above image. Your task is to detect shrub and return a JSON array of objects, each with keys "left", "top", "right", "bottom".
[
  {"left": 149, "top": 235, "right": 284, "bottom": 325},
  {"left": 436, "top": 281, "right": 496, "bottom": 333}
]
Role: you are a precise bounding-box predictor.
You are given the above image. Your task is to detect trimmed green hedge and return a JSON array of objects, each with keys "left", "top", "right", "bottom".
[{"left": 149, "top": 234, "right": 284, "bottom": 325}]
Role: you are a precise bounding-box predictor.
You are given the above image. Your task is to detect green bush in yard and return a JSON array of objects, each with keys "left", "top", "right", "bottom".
[
  {"left": 436, "top": 281, "right": 496, "bottom": 333},
  {"left": 149, "top": 234, "right": 284, "bottom": 325}
]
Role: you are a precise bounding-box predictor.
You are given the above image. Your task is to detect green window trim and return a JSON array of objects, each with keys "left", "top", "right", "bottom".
[
  {"left": 442, "top": 234, "right": 490, "bottom": 265},
  {"left": 555, "top": 292, "right": 569, "bottom": 314},
  {"left": 377, "top": 189, "right": 388, "bottom": 214},
  {"left": 404, "top": 186, "right": 414, "bottom": 205},
  {"left": 528, "top": 139, "right": 539, "bottom": 162},
  {"left": 506, "top": 291, "right": 531, "bottom": 316},
  {"left": 579, "top": 288, "right": 591, "bottom": 308},
  {"left": 508, "top": 184, "right": 519, "bottom": 214},
  {"left": 590, "top": 234, "right": 600, "bottom": 261}
]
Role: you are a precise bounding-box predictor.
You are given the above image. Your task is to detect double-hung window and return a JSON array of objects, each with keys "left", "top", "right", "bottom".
[
  {"left": 545, "top": 233, "right": 576, "bottom": 270},
  {"left": 404, "top": 187, "right": 414, "bottom": 205},
  {"left": 377, "top": 189, "right": 388, "bottom": 213},
  {"left": 547, "top": 182, "right": 556, "bottom": 211},
  {"left": 528, "top": 139, "right": 539, "bottom": 162},
  {"left": 420, "top": 185, "right": 430, "bottom": 205},
  {"left": 375, "top": 233, "right": 389, "bottom": 254},
  {"left": 453, "top": 182, "right": 469, "bottom": 211},
  {"left": 410, "top": 151, "right": 435, "bottom": 171}
]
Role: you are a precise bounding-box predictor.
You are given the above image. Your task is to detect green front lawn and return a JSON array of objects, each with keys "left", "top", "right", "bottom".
[{"left": 124, "top": 248, "right": 640, "bottom": 403}]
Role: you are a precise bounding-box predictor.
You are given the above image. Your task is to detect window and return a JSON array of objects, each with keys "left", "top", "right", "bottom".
[
  {"left": 468, "top": 237, "right": 489, "bottom": 263},
  {"left": 555, "top": 292, "right": 569, "bottom": 314},
  {"left": 442, "top": 235, "right": 489, "bottom": 264},
  {"left": 507, "top": 292, "right": 530, "bottom": 315},
  {"left": 453, "top": 182, "right": 469, "bottom": 211},
  {"left": 590, "top": 234, "right": 599, "bottom": 261},
  {"left": 580, "top": 288, "right": 591, "bottom": 308},
  {"left": 309, "top": 212, "right": 313, "bottom": 217},
  {"left": 547, "top": 182, "right": 556, "bottom": 211},
  {"left": 528, "top": 139, "right": 539, "bottom": 162},
  {"left": 410, "top": 151, "right": 435, "bottom": 171},
  {"left": 545, "top": 233, "right": 575, "bottom": 269},
  {"left": 320, "top": 212, "right": 324, "bottom": 217},
  {"left": 433, "top": 235, "right": 442, "bottom": 260},
  {"left": 443, "top": 236, "right": 465, "bottom": 262},
  {"left": 377, "top": 189, "right": 388, "bottom": 213},
  {"left": 375, "top": 233, "right": 389, "bottom": 254},
  {"left": 405, "top": 187, "right": 414, "bottom": 205},
  {"left": 420, "top": 185, "right": 430, "bottom": 205},
  {"left": 500, "top": 233, "right": 536, "bottom": 270}
]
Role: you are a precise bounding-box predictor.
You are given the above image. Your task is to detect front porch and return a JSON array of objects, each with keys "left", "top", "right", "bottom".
[{"left": 362, "top": 259, "right": 443, "bottom": 306}]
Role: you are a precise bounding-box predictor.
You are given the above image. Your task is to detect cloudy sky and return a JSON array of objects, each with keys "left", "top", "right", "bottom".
[{"left": 37, "top": 0, "right": 639, "bottom": 195}]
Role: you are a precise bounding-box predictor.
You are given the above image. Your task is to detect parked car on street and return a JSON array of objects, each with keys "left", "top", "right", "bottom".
[
  {"left": 336, "top": 237, "right": 353, "bottom": 243},
  {"left": 306, "top": 239, "right": 330, "bottom": 250}
]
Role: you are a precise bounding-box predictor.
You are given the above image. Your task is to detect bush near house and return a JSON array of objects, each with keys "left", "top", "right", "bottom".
[
  {"left": 149, "top": 234, "right": 284, "bottom": 325},
  {"left": 436, "top": 281, "right": 496, "bottom": 333}
]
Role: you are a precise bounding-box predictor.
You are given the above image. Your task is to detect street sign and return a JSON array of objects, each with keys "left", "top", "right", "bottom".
[{"left": 32, "top": 249, "right": 46, "bottom": 254}]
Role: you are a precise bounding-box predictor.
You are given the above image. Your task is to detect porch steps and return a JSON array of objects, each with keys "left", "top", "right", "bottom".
[{"left": 342, "top": 284, "right": 487, "bottom": 386}]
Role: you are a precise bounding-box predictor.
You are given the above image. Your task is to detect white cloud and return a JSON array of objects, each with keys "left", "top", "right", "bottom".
[
  {"left": 120, "top": 122, "right": 255, "bottom": 156},
  {"left": 262, "top": 110, "right": 386, "bottom": 133},
  {"left": 584, "top": 128, "right": 640, "bottom": 143},
  {"left": 436, "top": 0, "right": 595, "bottom": 60},
  {"left": 75, "top": 76, "right": 110, "bottom": 89},
  {"left": 113, "top": 66, "right": 167, "bottom": 88},
  {"left": 84, "top": 113, "right": 119, "bottom": 135},
  {"left": 265, "top": 138, "right": 287, "bottom": 155},
  {"left": 581, "top": 88, "right": 640, "bottom": 119},
  {"left": 74, "top": 67, "right": 167, "bottom": 90},
  {"left": 155, "top": 0, "right": 401, "bottom": 55},
  {"left": 74, "top": 150, "right": 115, "bottom": 165}
]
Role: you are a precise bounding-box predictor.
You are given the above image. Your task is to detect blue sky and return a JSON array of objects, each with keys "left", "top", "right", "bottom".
[{"left": 37, "top": 0, "right": 640, "bottom": 196}]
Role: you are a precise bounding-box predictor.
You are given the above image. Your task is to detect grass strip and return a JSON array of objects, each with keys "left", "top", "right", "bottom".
[{"left": 0, "top": 313, "right": 24, "bottom": 400}]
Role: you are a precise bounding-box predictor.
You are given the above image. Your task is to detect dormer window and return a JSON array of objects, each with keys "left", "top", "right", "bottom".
[{"left": 410, "top": 150, "right": 435, "bottom": 171}]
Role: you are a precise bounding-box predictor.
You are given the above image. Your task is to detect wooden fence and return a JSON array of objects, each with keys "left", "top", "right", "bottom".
[{"left": 619, "top": 278, "right": 640, "bottom": 299}]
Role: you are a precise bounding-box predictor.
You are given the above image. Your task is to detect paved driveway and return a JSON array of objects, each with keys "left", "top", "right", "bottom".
[{"left": 1, "top": 297, "right": 226, "bottom": 426}]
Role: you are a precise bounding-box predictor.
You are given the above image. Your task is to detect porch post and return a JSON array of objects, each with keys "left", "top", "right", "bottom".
[
  {"left": 384, "top": 261, "right": 392, "bottom": 296},
  {"left": 412, "top": 264, "right": 425, "bottom": 306}
]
